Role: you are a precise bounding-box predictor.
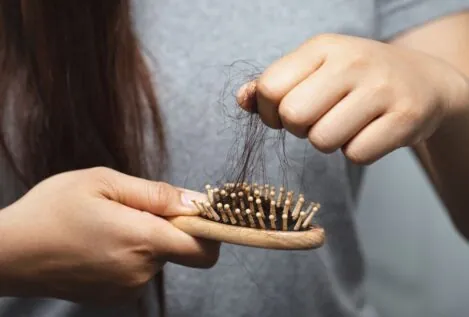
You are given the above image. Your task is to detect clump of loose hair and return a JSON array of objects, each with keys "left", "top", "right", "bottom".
[{"left": 216, "top": 60, "right": 290, "bottom": 188}]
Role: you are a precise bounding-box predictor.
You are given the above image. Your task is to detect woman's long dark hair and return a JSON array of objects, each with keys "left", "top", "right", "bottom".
[
  {"left": 0, "top": 0, "right": 166, "bottom": 186},
  {"left": 0, "top": 0, "right": 167, "bottom": 315}
]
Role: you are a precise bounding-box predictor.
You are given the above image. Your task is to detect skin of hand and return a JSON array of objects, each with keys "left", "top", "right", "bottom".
[
  {"left": 237, "top": 33, "right": 469, "bottom": 165},
  {"left": 0, "top": 167, "right": 219, "bottom": 304}
]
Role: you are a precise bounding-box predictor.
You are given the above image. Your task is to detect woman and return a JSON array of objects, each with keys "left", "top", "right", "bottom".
[{"left": 1, "top": 0, "right": 469, "bottom": 316}]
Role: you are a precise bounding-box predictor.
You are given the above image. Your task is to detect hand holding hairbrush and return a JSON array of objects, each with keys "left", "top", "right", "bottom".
[{"left": 168, "top": 183, "right": 325, "bottom": 250}]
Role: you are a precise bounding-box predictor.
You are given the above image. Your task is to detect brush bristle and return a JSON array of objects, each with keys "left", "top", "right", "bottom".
[{"left": 192, "top": 183, "right": 321, "bottom": 231}]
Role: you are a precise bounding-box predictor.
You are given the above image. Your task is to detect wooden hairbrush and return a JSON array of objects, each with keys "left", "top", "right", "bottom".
[{"left": 168, "top": 183, "right": 325, "bottom": 250}]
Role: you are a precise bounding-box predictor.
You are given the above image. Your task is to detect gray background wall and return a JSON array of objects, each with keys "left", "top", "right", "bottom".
[{"left": 355, "top": 149, "right": 469, "bottom": 317}]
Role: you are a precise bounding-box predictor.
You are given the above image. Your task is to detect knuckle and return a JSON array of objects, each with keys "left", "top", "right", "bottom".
[
  {"left": 88, "top": 166, "right": 113, "bottom": 177},
  {"left": 310, "top": 33, "right": 338, "bottom": 46},
  {"left": 398, "top": 92, "right": 419, "bottom": 107},
  {"left": 370, "top": 78, "right": 392, "bottom": 98},
  {"left": 343, "top": 147, "right": 371, "bottom": 165},
  {"left": 257, "top": 75, "right": 283, "bottom": 103},
  {"left": 308, "top": 128, "right": 335, "bottom": 153},
  {"left": 395, "top": 107, "right": 422, "bottom": 125},
  {"left": 88, "top": 167, "right": 119, "bottom": 197},
  {"left": 343, "top": 52, "right": 368, "bottom": 70},
  {"left": 151, "top": 181, "right": 171, "bottom": 210},
  {"left": 87, "top": 166, "right": 114, "bottom": 184},
  {"left": 327, "top": 51, "right": 368, "bottom": 77},
  {"left": 278, "top": 101, "right": 308, "bottom": 128}
]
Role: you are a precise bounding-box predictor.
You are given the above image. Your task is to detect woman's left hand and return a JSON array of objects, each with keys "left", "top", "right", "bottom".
[{"left": 237, "top": 33, "right": 469, "bottom": 164}]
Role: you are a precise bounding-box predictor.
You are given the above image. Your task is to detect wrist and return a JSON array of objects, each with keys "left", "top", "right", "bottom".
[
  {"left": 435, "top": 69, "right": 469, "bottom": 139},
  {"left": 0, "top": 205, "right": 34, "bottom": 297},
  {"left": 0, "top": 208, "right": 14, "bottom": 295},
  {"left": 0, "top": 206, "right": 18, "bottom": 296}
]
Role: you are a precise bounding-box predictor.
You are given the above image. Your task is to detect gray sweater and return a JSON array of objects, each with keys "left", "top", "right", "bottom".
[{"left": 1, "top": 0, "right": 468, "bottom": 316}]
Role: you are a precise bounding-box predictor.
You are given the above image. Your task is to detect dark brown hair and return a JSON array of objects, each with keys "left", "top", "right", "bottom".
[
  {"left": 0, "top": 0, "right": 166, "bottom": 187},
  {"left": 0, "top": 0, "right": 166, "bottom": 315}
]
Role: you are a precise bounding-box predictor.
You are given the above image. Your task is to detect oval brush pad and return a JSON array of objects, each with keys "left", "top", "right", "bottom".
[{"left": 168, "top": 182, "right": 325, "bottom": 250}]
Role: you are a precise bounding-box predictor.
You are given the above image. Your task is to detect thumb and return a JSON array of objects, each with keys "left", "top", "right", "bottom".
[
  {"left": 236, "top": 80, "right": 258, "bottom": 112},
  {"left": 93, "top": 168, "right": 207, "bottom": 216}
]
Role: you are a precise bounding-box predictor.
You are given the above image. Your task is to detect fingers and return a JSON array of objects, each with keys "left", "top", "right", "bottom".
[
  {"left": 135, "top": 211, "right": 220, "bottom": 268},
  {"left": 90, "top": 169, "right": 219, "bottom": 267},
  {"left": 90, "top": 168, "right": 206, "bottom": 217},
  {"left": 237, "top": 81, "right": 257, "bottom": 112},
  {"left": 341, "top": 113, "right": 414, "bottom": 165},
  {"left": 278, "top": 64, "right": 353, "bottom": 137},
  {"left": 238, "top": 42, "right": 326, "bottom": 129},
  {"left": 307, "top": 88, "right": 385, "bottom": 152},
  {"left": 166, "top": 238, "right": 220, "bottom": 269}
]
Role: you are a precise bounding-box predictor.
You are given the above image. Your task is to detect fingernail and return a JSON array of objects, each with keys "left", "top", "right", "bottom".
[
  {"left": 237, "top": 81, "right": 256, "bottom": 101},
  {"left": 181, "top": 190, "right": 208, "bottom": 214},
  {"left": 237, "top": 82, "right": 257, "bottom": 112}
]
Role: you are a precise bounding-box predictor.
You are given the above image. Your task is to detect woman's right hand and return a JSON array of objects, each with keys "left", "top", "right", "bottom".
[{"left": 0, "top": 167, "right": 219, "bottom": 304}]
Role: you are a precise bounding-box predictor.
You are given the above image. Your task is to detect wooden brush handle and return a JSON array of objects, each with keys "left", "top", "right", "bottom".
[{"left": 167, "top": 215, "right": 325, "bottom": 250}]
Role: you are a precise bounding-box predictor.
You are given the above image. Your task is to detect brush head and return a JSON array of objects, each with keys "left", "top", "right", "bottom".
[
  {"left": 194, "top": 182, "right": 321, "bottom": 232},
  {"left": 168, "top": 182, "right": 325, "bottom": 250}
]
